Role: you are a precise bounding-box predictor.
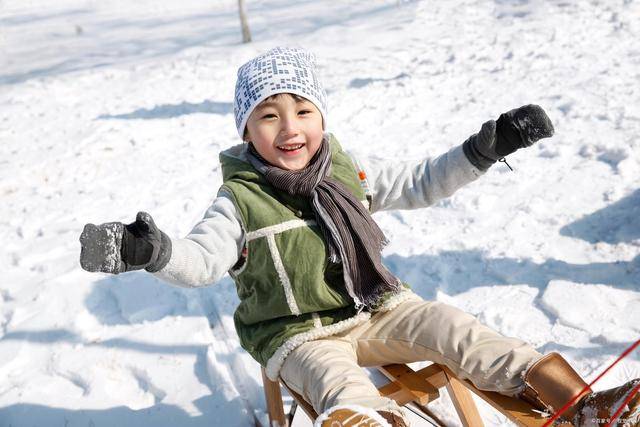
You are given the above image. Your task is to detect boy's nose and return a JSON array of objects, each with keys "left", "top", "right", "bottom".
[{"left": 279, "top": 116, "right": 300, "bottom": 136}]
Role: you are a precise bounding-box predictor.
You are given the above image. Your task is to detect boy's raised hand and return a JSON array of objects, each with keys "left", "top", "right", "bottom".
[
  {"left": 463, "top": 104, "right": 554, "bottom": 170},
  {"left": 79, "top": 212, "right": 171, "bottom": 274}
]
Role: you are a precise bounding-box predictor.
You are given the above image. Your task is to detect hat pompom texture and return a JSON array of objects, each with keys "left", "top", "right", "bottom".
[{"left": 233, "top": 47, "right": 328, "bottom": 139}]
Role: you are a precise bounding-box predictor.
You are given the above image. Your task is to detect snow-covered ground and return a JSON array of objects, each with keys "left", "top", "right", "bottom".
[{"left": 1, "top": 0, "right": 639, "bottom": 425}]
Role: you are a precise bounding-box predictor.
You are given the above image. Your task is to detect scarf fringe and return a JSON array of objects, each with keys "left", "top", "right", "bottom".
[{"left": 357, "top": 280, "right": 403, "bottom": 309}]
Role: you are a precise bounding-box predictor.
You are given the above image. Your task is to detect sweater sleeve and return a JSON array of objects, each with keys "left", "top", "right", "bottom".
[
  {"left": 348, "top": 144, "right": 485, "bottom": 213},
  {"left": 152, "top": 193, "right": 245, "bottom": 288}
]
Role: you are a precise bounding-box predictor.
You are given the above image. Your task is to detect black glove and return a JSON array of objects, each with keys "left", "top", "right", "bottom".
[
  {"left": 463, "top": 104, "right": 555, "bottom": 170},
  {"left": 79, "top": 212, "right": 172, "bottom": 274}
]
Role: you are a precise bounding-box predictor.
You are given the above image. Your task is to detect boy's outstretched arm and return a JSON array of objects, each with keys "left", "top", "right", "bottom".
[
  {"left": 79, "top": 194, "right": 245, "bottom": 288},
  {"left": 351, "top": 104, "right": 554, "bottom": 212},
  {"left": 152, "top": 194, "right": 244, "bottom": 287}
]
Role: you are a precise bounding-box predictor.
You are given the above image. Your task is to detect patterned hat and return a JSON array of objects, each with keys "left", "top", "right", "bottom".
[{"left": 233, "top": 47, "right": 328, "bottom": 139}]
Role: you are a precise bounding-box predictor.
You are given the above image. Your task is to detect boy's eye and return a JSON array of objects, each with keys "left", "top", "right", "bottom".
[
  {"left": 298, "top": 110, "right": 312, "bottom": 115},
  {"left": 261, "top": 113, "right": 277, "bottom": 119}
]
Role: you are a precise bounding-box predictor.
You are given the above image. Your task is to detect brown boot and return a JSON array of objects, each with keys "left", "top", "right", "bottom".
[
  {"left": 520, "top": 353, "right": 640, "bottom": 426},
  {"left": 315, "top": 405, "right": 392, "bottom": 426},
  {"left": 377, "top": 410, "right": 409, "bottom": 427},
  {"left": 576, "top": 379, "right": 640, "bottom": 426}
]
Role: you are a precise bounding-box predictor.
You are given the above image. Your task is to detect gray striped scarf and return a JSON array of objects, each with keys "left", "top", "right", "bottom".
[{"left": 247, "top": 137, "right": 401, "bottom": 309}]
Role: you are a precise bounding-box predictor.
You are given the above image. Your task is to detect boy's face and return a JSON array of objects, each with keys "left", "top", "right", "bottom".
[{"left": 244, "top": 94, "right": 324, "bottom": 171}]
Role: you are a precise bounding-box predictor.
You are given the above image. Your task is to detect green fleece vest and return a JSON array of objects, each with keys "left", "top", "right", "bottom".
[{"left": 218, "top": 135, "right": 369, "bottom": 366}]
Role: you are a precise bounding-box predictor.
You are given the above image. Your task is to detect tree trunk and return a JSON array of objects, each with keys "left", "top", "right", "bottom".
[{"left": 238, "top": 0, "right": 252, "bottom": 43}]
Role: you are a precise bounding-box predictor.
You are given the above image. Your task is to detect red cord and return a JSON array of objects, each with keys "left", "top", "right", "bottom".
[{"left": 542, "top": 338, "right": 640, "bottom": 427}]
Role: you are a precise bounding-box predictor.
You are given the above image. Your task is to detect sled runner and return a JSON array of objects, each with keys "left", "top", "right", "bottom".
[{"left": 261, "top": 362, "right": 550, "bottom": 426}]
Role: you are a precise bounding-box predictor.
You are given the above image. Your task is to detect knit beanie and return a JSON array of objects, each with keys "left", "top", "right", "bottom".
[{"left": 233, "top": 47, "right": 328, "bottom": 139}]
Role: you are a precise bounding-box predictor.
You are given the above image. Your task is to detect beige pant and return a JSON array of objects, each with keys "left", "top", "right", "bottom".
[{"left": 280, "top": 298, "right": 542, "bottom": 418}]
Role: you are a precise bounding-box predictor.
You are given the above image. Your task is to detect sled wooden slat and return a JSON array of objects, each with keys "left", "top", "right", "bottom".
[
  {"left": 261, "top": 368, "right": 288, "bottom": 427},
  {"left": 377, "top": 363, "right": 442, "bottom": 405},
  {"left": 377, "top": 380, "right": 428, "bottom": 406},
  {"left": 443, "top": 366, "right": 484, "bottom": 427}
]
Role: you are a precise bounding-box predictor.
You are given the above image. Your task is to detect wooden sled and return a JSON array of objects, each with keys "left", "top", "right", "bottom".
[{"left": 261, "top": 362, "right": 552, "bottom": 426}]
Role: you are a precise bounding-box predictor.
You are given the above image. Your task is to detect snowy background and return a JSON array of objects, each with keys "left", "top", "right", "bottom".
[{"left": 1, "top": 0, "right": 639, "bottom": 425}]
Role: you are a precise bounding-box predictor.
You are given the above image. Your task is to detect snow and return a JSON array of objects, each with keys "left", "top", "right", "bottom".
[{"left": 1, "top": 0, "right": 639, "bottom": 425}]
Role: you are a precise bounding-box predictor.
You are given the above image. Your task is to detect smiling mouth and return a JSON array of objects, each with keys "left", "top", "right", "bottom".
[{"left": 277, "top": 143, "right": 305, "bottom": 152}]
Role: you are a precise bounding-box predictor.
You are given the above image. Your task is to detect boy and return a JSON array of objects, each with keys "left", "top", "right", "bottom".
[{"left": 80, "top": 47, "right": 639, "bottom": 426}]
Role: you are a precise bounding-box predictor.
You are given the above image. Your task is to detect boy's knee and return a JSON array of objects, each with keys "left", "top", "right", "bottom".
[{"left": 413, "top": 300, "right": 482, "bottom": 330}]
